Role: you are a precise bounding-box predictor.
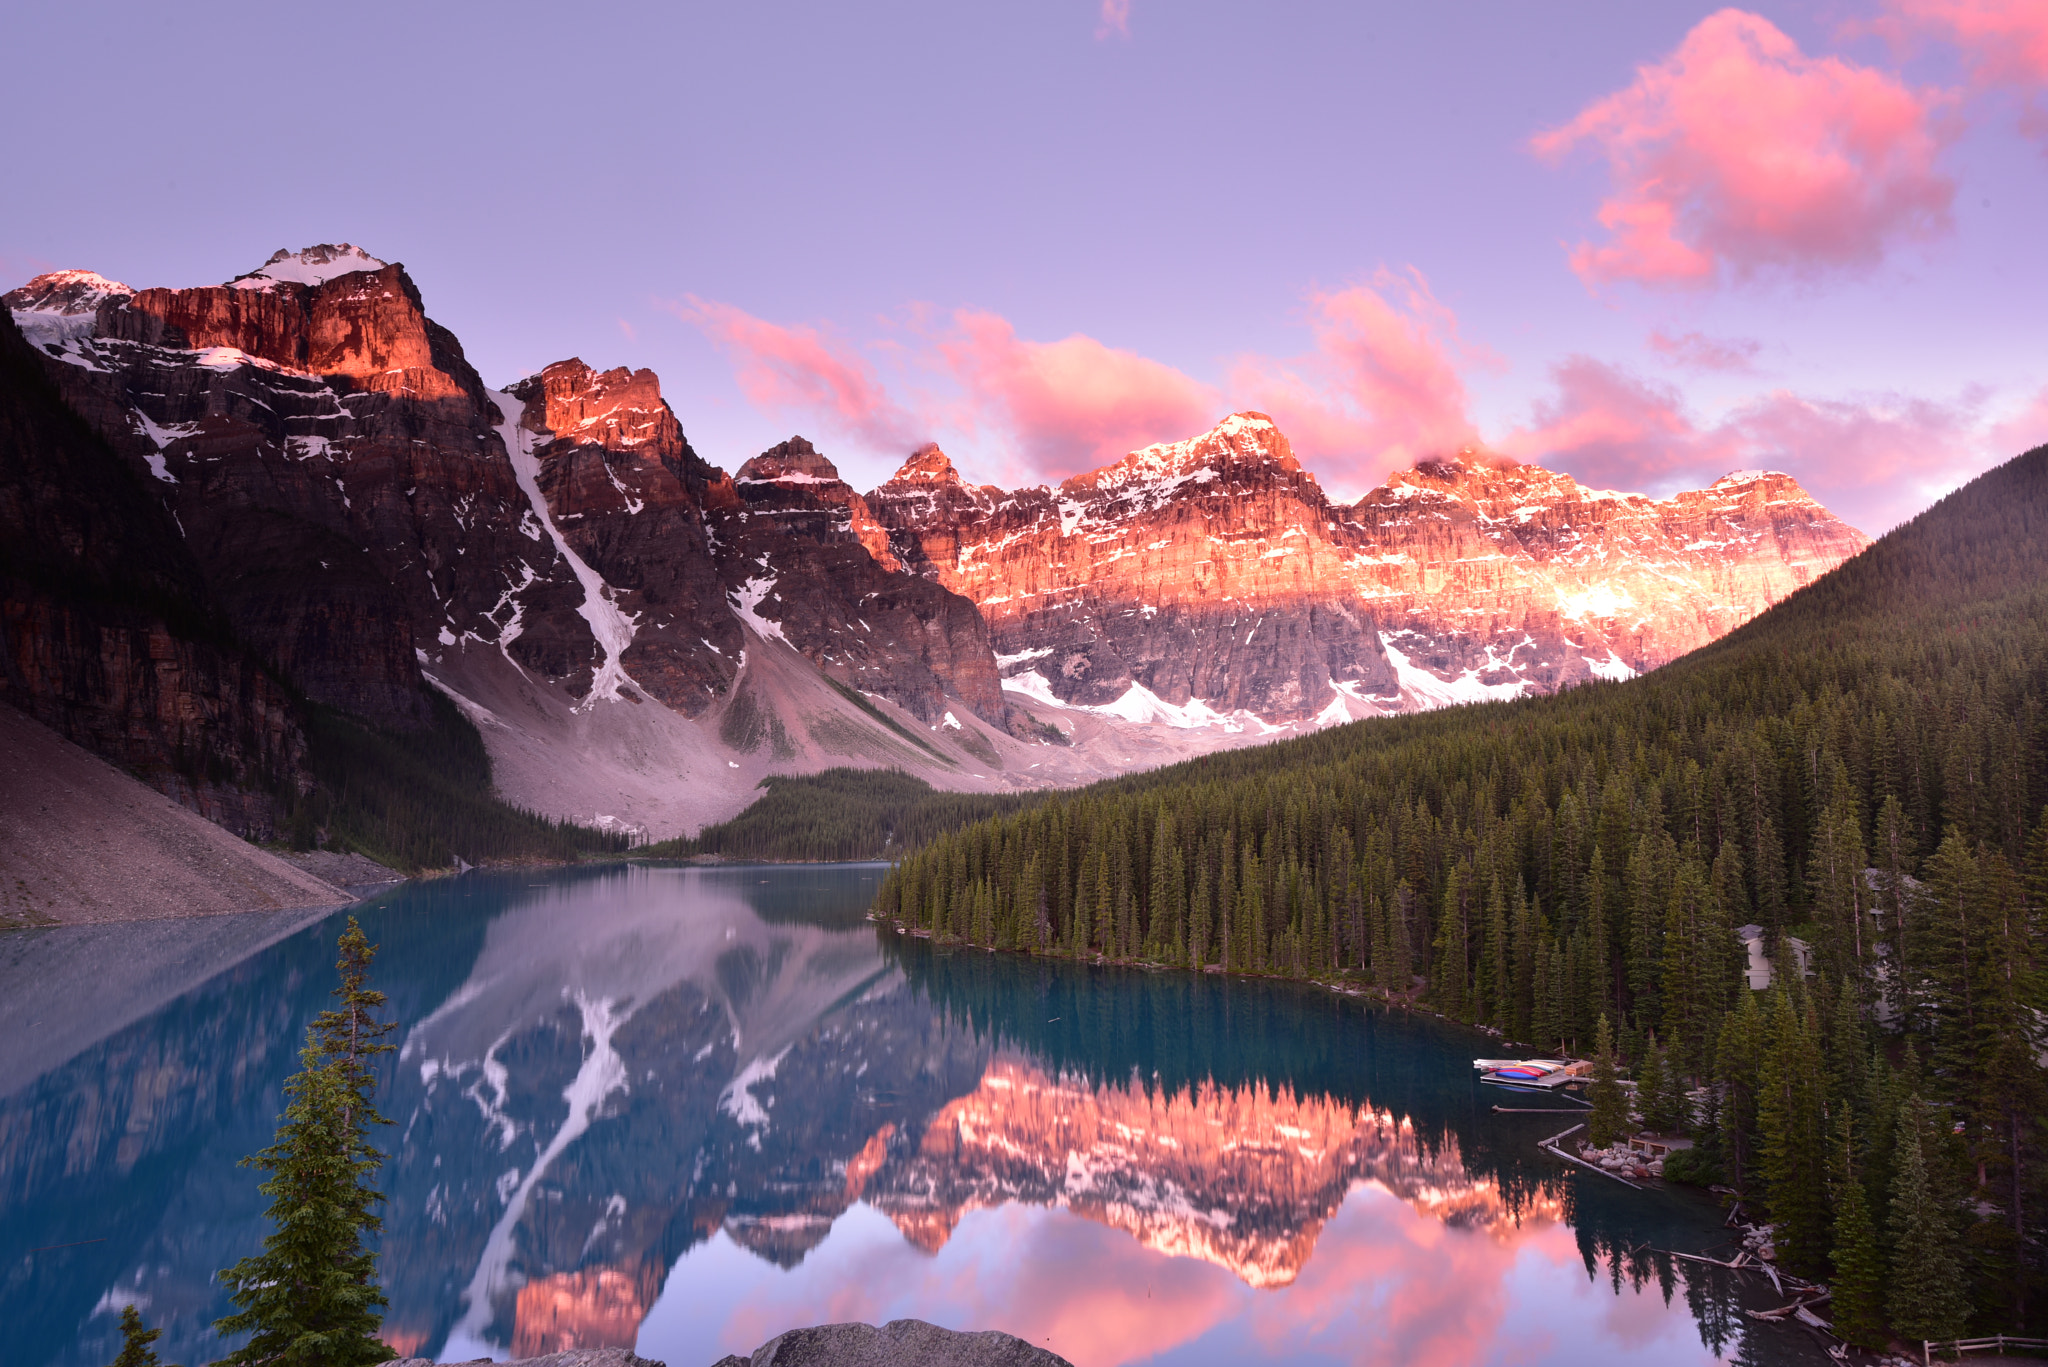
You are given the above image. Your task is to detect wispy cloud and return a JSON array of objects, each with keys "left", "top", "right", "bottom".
[
  {"left": 1646, "top": 328, "right": 1762, "bottom": 373},
  {"left": 1499, "top": 354, "right": 2006, "bottom": 532},
  {"left": 665, "top": 296, "right": 926, "bottom": 454},
  {"left": 1096, "top": 0, "right": 1131, "bottom": 41},
  {"left": 1883, "top": 0, "right": 2048, "bottom": 145}
]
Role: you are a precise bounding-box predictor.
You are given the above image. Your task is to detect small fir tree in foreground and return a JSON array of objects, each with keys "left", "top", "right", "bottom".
[
  {"left": 214, "top": 917, "right": 397, "bottom": 1367},
  {"left": 109, "top": 1304, "right": 180, "bottom": 1367},
  {"left": 1586, "top": 1014, "right": 1629, "bottom": 1148}
]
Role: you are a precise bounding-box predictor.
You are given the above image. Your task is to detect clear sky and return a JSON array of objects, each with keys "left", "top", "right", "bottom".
[{"left": 3, "top": 0, "right": 2043, "bottom": 532}]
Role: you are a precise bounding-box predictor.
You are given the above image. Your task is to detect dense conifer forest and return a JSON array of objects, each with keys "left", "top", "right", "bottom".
[
  {"left": 642, "top": 768, "right": 1043, "bottom": 863},
  {"left": 872, "top": 444, "right": 2048, "bottom": 1339}
]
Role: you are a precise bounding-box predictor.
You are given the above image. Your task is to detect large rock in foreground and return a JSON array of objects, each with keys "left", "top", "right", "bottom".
[
  {"left": 713, "top": 1318, "right": 1073, "bottom": 1367},
  {"left": 393, "top": 1352, "right": 662, "bottom": 1367}
]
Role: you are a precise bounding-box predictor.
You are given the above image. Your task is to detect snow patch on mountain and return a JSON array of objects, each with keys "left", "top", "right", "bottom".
[
  {"left": 720, "top": 1044, "right": 793, "bottom": 1132},
  {"left": 1381, "top": 632, "right": 1536, "bottom": 709},
  {"left": 490, "top": 387, "right": 641, "bottom": 708},
  {"left": 442, "top": 993, "right": 630, "bottom": 1361},
  {"left": 729, "top": 575, "right": 789, "bottom": 643}
]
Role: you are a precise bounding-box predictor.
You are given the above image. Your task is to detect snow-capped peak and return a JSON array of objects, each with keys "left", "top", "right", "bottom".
[
  {"left": 2, "top": 270, "right": 136, "bottom": 347},
  {"left": 230, "top": 244, "right": 388, "bottom": 290},
  {"left": 1715, "top": 469, "right": 1784, "bottom": 485},
  {"left": 5, "top": 269, "right": 133, "bottom": 312}
]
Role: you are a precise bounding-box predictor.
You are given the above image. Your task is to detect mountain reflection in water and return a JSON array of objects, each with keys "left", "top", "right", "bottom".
[{"left": 1, "top": 865, "right": 1803, "bottom": 1367}]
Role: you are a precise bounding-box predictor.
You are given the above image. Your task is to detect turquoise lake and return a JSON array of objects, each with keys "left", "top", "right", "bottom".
[{"left": 0, "top": 864, "right": 1824, "bottom": 1366}]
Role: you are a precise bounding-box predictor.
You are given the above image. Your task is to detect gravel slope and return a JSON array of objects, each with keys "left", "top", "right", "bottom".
[{"left": 0, "top": 700, "right": 350, "bottom": 926}]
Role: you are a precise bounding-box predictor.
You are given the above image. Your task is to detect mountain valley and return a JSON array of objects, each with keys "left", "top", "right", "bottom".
[{"left": 3, "top": 246, "right": 1868, "bottom": 849}]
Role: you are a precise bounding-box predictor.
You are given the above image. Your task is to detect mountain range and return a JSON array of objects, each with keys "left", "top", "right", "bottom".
[{"left": 1, "top": 246, "right": 1866, "bottom": 845}]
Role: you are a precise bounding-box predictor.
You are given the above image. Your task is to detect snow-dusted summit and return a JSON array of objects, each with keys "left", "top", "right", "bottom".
[{"left": 230, "top": 243, "right": 388, "bottom": 289}]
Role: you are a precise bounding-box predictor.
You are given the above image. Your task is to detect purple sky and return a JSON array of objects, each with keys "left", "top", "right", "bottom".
[{"left": 3, "top": 0, "right": 2043, "bottom": 531}]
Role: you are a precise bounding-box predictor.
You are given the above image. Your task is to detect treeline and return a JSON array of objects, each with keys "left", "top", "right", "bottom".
[
  {"left": 280, "top": 691, "right": 629, "bottom": 871},
  {"left": 873, "top": 445, "right": 2048, "bottom": 1337},
  {"left": 643, "top": 768, "right": 1044, "bottom": 863}
]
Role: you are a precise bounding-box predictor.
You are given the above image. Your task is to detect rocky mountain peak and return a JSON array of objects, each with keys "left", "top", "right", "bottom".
[
  {"left": 4, "top": 269, "right": 133, "bottom": 314},
  {"left": 2, "top": 270, "right": 136, "bottom": 347},
  {"left": 521, "top": 358, "right": 679, "bottom": 454},
  {"left": 231, "top": 243, "right": 388, "bottom": 290},
  {"left": 887, "top": 442, "right": 964, "bottom": 485},
  {"left": 736, "top": 437, "right": 845, "bottom": 487},
  {"left": 1102, "top": 411, "right": 1296, "bottom": 483}
]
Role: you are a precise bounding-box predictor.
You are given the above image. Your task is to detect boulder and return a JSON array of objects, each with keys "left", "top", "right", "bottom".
[
  {"left": 711, "top": 1318, "right": 1074, "bottom": 1367},
  {"left": 393, "top": 1352, "right": 662, "bottom": 1367}
]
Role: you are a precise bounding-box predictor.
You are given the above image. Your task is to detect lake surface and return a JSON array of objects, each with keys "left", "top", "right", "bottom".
[{"left": 1, "top": 864, "right": 1821, "bottom": 1367}]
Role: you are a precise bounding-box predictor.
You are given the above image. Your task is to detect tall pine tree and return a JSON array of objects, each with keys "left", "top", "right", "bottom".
[{"left": 1887, "top": 1096, "right": 1971, "bottom": 1344}]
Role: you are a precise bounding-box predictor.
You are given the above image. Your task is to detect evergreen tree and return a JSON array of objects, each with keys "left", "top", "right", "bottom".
[
  {"left": 215, "top": 919, "right": 397, "bottom": 1367},
  {"left": 108, "top": 1305, "right": 180, "bottom": 1367},
  {"left": 1636, "top": 1035, "right": 1674, "bottom": 1134},
  {"left": 1758, "top": 987, "right": 1831, "bottom": 1277},
  {"left": 1888, "top": 1096, "right": 1971, "bottom": 1344},
  {"left": 1830, "top": 1119, "right": 1888, "bottom": 1351},
  {"left": 1716, "top": 985, "right": 1768, "bottom": 1197},
  {"left": 1587, "top": 1015, "right": 1629, "bottom": 1148}
]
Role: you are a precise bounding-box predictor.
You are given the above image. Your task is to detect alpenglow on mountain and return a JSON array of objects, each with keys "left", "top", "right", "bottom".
[
  {"left": 2, "top": 247, "right": 1864, "bottom": 836},
  {"left": 870, "top": 413, "right": 1866, "bottom": 723}
]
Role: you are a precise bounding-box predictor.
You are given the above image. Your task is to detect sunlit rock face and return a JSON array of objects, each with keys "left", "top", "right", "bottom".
[
  {"left": 869, "top": 413, "right": 1868, "bottom": 722},
  {"left": 864, "top": 1056, "right": 1552, "bottom": 1289}
]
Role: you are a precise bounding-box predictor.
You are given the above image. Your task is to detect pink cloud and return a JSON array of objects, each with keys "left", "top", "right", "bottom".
[
  {"left": 669, "top": 295, "right": 926, "bottom": 453},
  {"left": 1502, "top": 353, "right": 1991, "bottom": 532},
  {"left": 1534, "top": 9, "right": 1956, "bottom": 287},
  {"left": 1646, "top": 328, "right": 1762, "bottom": 373},
  {"left": 1096, "top": 0, "right": 1131, "bottom": 41},
  {"left": 1887, "top": 0, "right": 2048, "bottom": 144},
  {"left": 934, "top": 310, "right": 1221, "bottom": 482},
  {"left": 1890, "top": 0, "right": 2048, "bottom": 88},
  {"left": 1232, "top": 270, "right": 1485, "bottom": 496},
  {"left": 1501, "top": 357, "right": 1733, "bottom": 488}
]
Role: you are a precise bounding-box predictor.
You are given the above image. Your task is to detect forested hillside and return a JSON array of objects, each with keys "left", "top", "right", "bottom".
[
  {"left": 643, "top": 769, "right": 1043, "bottom": 863},
  {"left": 874, "top": 444, "right": 2048, "bottom": 1339}
]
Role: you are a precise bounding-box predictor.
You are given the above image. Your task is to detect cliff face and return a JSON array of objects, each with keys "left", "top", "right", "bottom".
[
  {"left": 870, "top": 412, "right": 1869, "bottom": 722},
  {"left": 7, "top": 248, "right": 593, "bottom": 730},
  {"left": 0, "top": 305, "right": 302, "bottom": 836}
]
